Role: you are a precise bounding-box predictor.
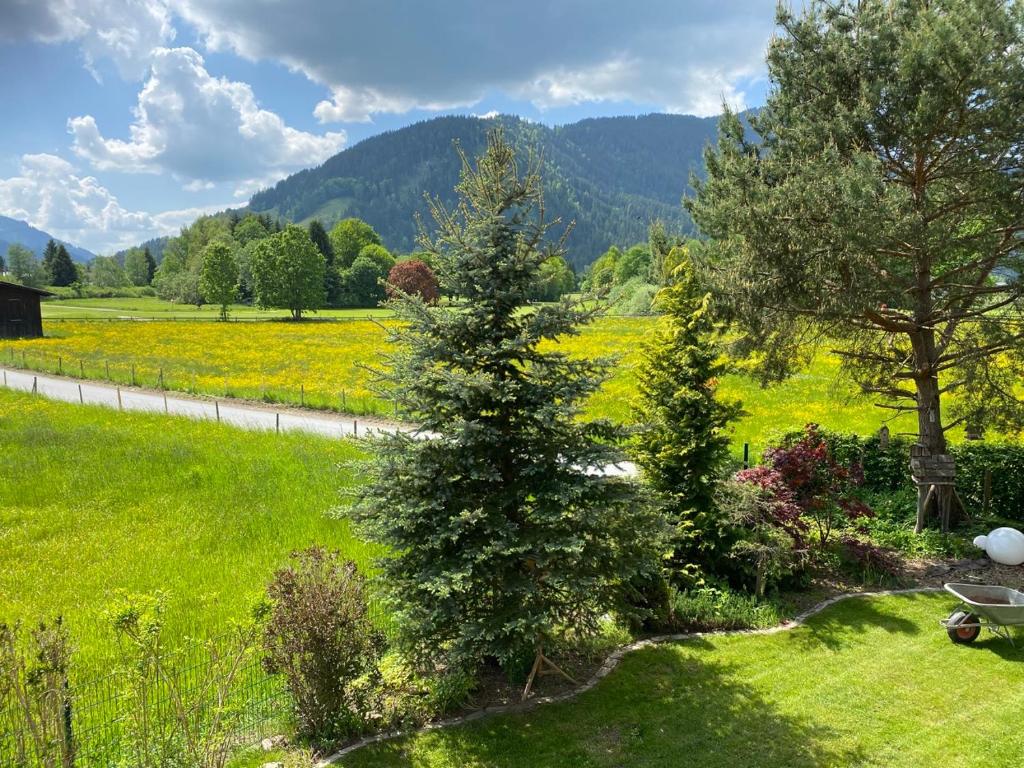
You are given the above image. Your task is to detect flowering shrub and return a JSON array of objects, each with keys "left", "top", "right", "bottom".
[{"left": 739, "top": 425, "right": 872, "bottom": 546}]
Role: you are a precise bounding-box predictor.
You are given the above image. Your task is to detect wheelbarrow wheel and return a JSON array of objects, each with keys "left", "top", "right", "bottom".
[{"left": 946, "top": 610, "right": 981, "bottom": 644}]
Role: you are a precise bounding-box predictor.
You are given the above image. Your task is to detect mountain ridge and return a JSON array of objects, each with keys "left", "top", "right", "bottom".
[
  {"left": 0, "top": 216, "right": 96, "bottom": 264},
  {"left": 248, "top": 113, "right": 724, "bottom": 268}
]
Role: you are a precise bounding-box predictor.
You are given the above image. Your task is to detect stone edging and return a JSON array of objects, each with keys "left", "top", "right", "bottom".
[{"left": 315, "top": 586, "right": 941, "bottom": 765}]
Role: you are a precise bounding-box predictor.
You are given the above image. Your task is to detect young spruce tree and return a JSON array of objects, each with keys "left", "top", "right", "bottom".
[
  {"left": 631, "top": 262, "right": 741, "bottom": 582},
  {"left": 355, "top": 130, "right": 660, "bottom": 694}
]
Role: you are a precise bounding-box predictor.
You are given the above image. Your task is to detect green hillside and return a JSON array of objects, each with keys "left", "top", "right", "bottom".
[{"left": 248, "top": 113, "right": 723, "bottom": 268}]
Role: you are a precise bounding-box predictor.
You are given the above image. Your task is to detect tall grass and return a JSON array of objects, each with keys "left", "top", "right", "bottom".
[{"left": 0, "top": 389, "right": 372, "bottom": 668}]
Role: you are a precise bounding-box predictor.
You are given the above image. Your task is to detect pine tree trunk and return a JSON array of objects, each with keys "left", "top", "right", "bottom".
[{"left": 910, "top": 326, "right": 956, "bottom": 532}]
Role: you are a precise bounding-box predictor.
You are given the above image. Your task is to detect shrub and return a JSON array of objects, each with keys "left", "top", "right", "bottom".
[
  {"left": 0, "top": 619, "right": 74, "bottom": 767},
  {"left": 262, "top": 548, "right": 381, "bottom": 745},
  {"left": 745, "top": 425, "right": 872, "bottom": 546},
  {"left": 716, "top": 478, "right": 807, "bottom": 596}
]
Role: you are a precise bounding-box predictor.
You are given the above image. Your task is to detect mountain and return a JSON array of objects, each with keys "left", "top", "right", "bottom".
[
  {"left": 0, "top": 215, "right": 96, "bottom": 263},
  {"left": 248, "top": 113, "right": 724, "bottom": 269}
]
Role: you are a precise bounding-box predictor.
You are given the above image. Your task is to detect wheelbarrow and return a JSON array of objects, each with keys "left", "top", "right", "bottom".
[{"left": 940, "top": 582, "right": 1024, "bottom": 646}]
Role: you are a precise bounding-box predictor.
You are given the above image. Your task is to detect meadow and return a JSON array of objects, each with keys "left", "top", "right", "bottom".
[
  {"left": 40, "top": 295, "right": 395, "bottom": 320},
  {"left": 6, "top": 316, "right": 920, "bottom": 452},
  {"left": 0, "top": 388, "right": 371, "bottom": 666}
]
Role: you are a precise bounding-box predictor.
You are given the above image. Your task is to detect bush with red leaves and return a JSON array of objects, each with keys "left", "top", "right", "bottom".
[
  {"left": 738, "top": 424, "right": 872, "bottom": 546},
  {"left": 386, "top": 260, "right": 439, "bottom": 304}
]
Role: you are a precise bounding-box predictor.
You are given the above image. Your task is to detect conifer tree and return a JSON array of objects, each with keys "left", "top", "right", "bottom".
[
  {"left": 41, "top": 239, "right": 58, "bottom": 284},
  {"left": 50, "top": 244, "right": 78, "bottom": 287},
  {"left": 631, "top": 262, "right": 742, "bottom": 581},
  {"left": 308, "top": 219, "right": 341, "bottom": 305},
  {"left": 355, "top": 130, "right": 660, "bottom": 693}
]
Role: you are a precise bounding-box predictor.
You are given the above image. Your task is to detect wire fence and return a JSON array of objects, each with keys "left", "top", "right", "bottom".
[
  {"left": 0, "top": 636, "right": 288, "bottom": 768},
  {"left": 3, "top": 345, "right": 400, "bottom": 420}
]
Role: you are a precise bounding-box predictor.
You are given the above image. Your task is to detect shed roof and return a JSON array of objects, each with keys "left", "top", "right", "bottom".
[{"left": 0, "top": 280, "right": 55, "bottom": 297}]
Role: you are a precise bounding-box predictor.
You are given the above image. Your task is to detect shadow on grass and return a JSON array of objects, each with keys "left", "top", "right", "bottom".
[
  {"left": 791, "top": 592, "right": 925, "bottom": 651},
  {"left": 344, "top": 646, "right": 865, "bottom": 768}
]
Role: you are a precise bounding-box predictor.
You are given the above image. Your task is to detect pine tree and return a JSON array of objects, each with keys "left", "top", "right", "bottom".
[
  {"left": 631, "top": 262, "right": 742, "bottom": 581},
  {"left": 354, "top": 130, "right": 661, "bottom": 694},
  {"left": 143, "top": 247, "right": 157, "bottom": 284}
]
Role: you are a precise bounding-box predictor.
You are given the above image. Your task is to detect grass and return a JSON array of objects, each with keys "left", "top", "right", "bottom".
[
  {"left": 7, "top": 315, "right": 920, "bottom": 451},
  {"left": 0, "top": 388, "right": 371, "bottom": 667},
  {"left": 339, "top": 593, "right": 1024, "bottom": 767},
  {"left": 41, "top": 295, "right": 395, "bottom": 320}
]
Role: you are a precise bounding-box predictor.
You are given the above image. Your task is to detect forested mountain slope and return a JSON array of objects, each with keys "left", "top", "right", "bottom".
[{"left": 249, "top": 113, "right": 723, "bottom": 268}]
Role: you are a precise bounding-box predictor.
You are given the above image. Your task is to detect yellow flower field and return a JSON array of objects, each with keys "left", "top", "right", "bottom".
[{"left": 5, "top": 317, "right": 916, "bottom": 452}]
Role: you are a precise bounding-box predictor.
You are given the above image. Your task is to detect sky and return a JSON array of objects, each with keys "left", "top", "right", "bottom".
[{"left": 0, "top": 0, "right": 778, "bottom": 254}]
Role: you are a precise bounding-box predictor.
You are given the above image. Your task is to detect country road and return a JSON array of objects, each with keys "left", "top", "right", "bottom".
[{"left": 0, "top": 367, "right": 637, "bottom": 476}]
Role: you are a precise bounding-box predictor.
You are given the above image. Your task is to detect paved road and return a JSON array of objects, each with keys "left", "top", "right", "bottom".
[{"left": 0, "top": 366, "right": 637, "bottom": 476}]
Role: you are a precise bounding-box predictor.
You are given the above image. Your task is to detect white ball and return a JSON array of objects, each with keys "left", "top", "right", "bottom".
[
  {"left": 974, "top": 535, "right": 988, "bottom": 550},
  {"left": 980, "top": 527, "right": 1024, "bottom": 566}
]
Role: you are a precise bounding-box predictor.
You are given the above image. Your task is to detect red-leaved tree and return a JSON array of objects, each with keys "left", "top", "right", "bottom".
[
  {"left": 386, "top": 260, "right": 439, "bottom": 304},
  {"left": 737, "top": 425, "right": 871, "bottom": 546}
]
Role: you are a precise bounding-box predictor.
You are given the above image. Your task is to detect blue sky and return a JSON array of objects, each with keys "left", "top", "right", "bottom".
[{"left": 0, "top": 1, "right": 776, "bottom": 254}]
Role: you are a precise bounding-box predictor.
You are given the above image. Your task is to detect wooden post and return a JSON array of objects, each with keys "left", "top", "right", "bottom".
[
  {"left": 163, "top": 393, "right": 168, "bottom": 414},
  {"left": 78, "top": 384, "right": 83, "bottom": 404},
  {"left": 131, "top": 365, "right": 136, "bottom": 387},
  {"left": 353, "top": 419, "right": 358, "bottom": 436},
  {"left": 32, "top": 376, "right": 37, "bottom": 394},
  {"left": 105, "top": 360, "right": 110, "bottom": 379},
  {"left": 159, "top": 368, "right": 164, "bottom": 390},
  {"left": 743, "top": 443, "right": 750, "bottom": 470},
  {"left": 79, "top": 360, "right": 84, "bottom": 378},
  {"left": 58, "top": 356, "right": 62, "bottom": 375},
  {"left": 276, "top": 412, "right": 280, "bottom": 434},
  {"left": 300, "top": 384, "right": 305, "bottom": 407},
  {"left": 117, "top": 387, "right": 122, "bottom": 410},
  {"left": 215, "top": 400, "right": 220, "bottom": 422},
  {"left": 984, "top": 468, "right": 992, "bottom": 514}
]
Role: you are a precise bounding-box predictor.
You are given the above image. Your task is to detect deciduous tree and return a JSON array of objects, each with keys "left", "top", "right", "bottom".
[
  {"left": 199, "top": 241, "right": 239, "bottom": 320},
  {"left": 251, "top": 225, "right": 326, "bottom": 320}
]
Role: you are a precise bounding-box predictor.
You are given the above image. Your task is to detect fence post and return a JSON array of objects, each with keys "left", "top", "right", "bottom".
[
  {"left": 159, "top": 368, "right": 164, "bottom": 390},
  {"left": 131, "top": 365, "right": 136, "bottom": 387},
  {"left": 215, "top": 400, "right": 220, "bottom": 422},
  {"left": 79, "top": 384, "right": 83, "bottom": 404},
  {"left": 105, "top": 360, "right": 110, "bottom": 380},
  {"left": 300, "top": 384, "right": 305, "bottom": 407},
  {"left": 353, "top": 419, "right": 358, "bottom": 436},
  {"left": 32, "top": 376, "right": 37, "bottom": 394},
  {"left": 984, "top": 468, "right": 992, "bottom": 513},
  {"left": 276, "top": 412, "right": 280, "bottom": 434},
  {"left": 743, "top": 443, "right": 750, "bottom": 470},
  {"left": 117, "top": 387, "right": 122, "bottom": 410},
  {"left": 58, "top": 355, "right": 62, "bottom": 375},
  {"left": 164, "top": 393, "right": 168, "bottom": 414},
  {"left": 79, "top": 360, "right": 84, "bottom": 378}
]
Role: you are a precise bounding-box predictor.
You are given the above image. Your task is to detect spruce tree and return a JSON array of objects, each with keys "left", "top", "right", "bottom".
[
  {"left": 308, "top": 219, "right": 341, "bottom": 305},
  {"left": 41, "top": 239, "right": 59, "bottom": 285},
  {"left": 355, "top": 130, "right": 660, "bottom": 692},
  {"left": 631, "top": 262, "right": 742, "bottom": 581},
  {"left": 143, "top": 247, "right": 157, "bottom": 284},
  {"left": 50, "top": 244, "right": 77, "bottom": 287}
]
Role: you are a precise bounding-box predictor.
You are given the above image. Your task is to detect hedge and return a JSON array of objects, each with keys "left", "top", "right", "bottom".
[{"left": 784, "top": 428, "right": 1024, "bottom": 523}]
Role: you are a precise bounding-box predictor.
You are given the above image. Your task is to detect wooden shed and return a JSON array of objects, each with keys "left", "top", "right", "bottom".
[{"left": 0, "top": 281, "right": 53, "bottom": 339}]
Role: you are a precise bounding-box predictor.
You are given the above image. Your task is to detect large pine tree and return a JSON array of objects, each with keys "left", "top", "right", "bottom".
[{"left": 355, "top": 130, "right": 660, "bottom": 691}]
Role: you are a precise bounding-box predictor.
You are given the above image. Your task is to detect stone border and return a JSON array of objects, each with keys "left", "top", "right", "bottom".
[{"left": 316, "top": 587, "right": 941, "bottom": 765}]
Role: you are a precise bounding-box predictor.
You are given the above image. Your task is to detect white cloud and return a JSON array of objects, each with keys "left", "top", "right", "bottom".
[
  {"left": 0, "top": 153, "right": 231, "bottom": 253},
  {"left": 173, "top": 0, "right": 776, "bottom": 120},
  {"left": 0, "top": 0, "right": 174, "bottom": 81},
  {"left": 68, "top": 47, "right": 348, "bottom": 187}
]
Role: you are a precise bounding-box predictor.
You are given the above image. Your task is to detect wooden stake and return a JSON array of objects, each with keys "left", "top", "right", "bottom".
[
  {"left": 276, "top": 412, "right": 280, "bottom": 434},
  {"left": 215, "top": 400, "right": 220, "bottom": 422},
  {"left": 117, "top": 387, "right": 122, "bottom": 410},
  {"left": 78, "top": 384, "right": 83, "bottom": 404}
]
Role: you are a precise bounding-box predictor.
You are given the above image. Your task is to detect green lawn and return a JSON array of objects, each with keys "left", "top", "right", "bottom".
[
  {"left": 341, "top": 592, "right": 1024, "bottom": 767},
  {"left": 0, "top": 389, "right": 370, "bottom": 666}
]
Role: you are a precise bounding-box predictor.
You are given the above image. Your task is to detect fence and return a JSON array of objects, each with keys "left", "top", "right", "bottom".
[
  {"left": 4, "top": 345, "right": 401, "bottom": 420},
  {"left": 0, "top": 637, "right": 288, "bottom": 768}
]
